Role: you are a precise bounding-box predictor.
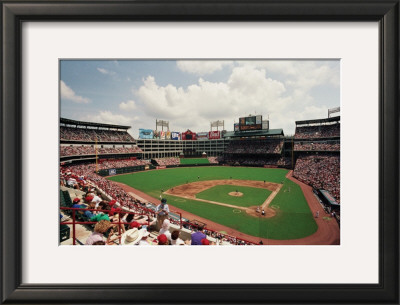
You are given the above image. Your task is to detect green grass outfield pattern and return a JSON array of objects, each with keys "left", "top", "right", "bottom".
[
  {"left": 180, "top": 158, "right": 210, "bottom": 164},
  {"left": 196, "top": 185, "right": 272, "bottom": 208},
  {"left": 162, "top": 179, "right": 317, "bottom": 240},
  {"left": 109, "top": 166, "right": 288, "bottom": 198},
  {"left": 108, "top": 167, "right": 317, "bottom": 240}
]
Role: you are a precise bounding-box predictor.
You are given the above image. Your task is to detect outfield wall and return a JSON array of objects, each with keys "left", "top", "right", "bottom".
[{"left": 97, "top": 164, "right": 156, "bottom": 177}]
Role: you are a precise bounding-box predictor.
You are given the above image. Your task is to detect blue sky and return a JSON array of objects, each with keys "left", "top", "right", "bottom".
[{"left": 60, "top": 60, "right": 340, "bottom": 137}]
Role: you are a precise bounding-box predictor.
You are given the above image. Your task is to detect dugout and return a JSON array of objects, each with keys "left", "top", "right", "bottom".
[{"left": 318, "top": 189, "right": 340, "bottom": 213}]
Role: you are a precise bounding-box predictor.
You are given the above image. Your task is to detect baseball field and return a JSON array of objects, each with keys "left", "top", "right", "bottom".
[{"left": 108, "top": 166, "right": 318, "bottom": 240}]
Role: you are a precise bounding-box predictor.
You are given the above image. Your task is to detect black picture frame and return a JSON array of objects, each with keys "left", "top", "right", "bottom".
[{"left": 1, "top": 1, "right": 399, "bottom": 304}]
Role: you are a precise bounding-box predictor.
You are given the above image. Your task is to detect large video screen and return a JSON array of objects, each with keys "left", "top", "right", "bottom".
[{"left": 239, "top": 115, "right": 262, "bottom": 131}]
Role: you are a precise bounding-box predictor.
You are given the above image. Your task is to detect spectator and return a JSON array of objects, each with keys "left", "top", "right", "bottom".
[
  {"left": 157, "top": 234, "right": 169, "bottom": 245},
  {"left": 92, "top": 241, "right": 106, "bottom": 245},
  {"left": 159, "top": 219, "right": 172, "bottom": 242},
  {"left": 71, "top": 198, "right": 87, "bottom": 217},
  {"left": 129, "top": 221, "right": 141, "bottom": 230},
  {"left": 171, "top": 230, "right": 185, "bottom": 245},
  {"left": 201, "top": 238, "right": 210, "bottom": 245},
  {"left": 85, "top": 220, "right": 112, "bottom": 245},
  {"left": 120, "top": 228, "right": 143, "bottom": 245},
  {"left": 155, "top": 198, "right": 169, "bottom": 230},
  {"left": 191, "top": 226, "right": 207, "bottom": 245},
  {"left": 91, "top": 194, "right": 102, "bottom": 208},
  {"left": 90, "top": 213, "right": 110, "bottom": 222}
]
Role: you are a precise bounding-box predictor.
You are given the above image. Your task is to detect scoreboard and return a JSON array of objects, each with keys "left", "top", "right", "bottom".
[{"left": 239, "top": 115, "right": 262, "bottom": 131}]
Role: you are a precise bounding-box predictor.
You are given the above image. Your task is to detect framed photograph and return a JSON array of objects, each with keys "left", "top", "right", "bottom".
[{"left": 1, "top": 1, "right": 398, "bottom": 304}]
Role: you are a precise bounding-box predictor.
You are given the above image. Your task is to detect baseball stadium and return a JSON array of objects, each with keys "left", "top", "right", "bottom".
[{"left": 60, "top": 111, "right": 340, "bottom": 246}]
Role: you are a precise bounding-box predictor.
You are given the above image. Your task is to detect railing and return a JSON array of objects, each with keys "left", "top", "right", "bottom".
[
  {"left": 61, "top": 206, "right": 256, "bottom": 245},
  {"left": 60, "top": 207, "right": 148, "bottom": 245},
  {"left": 170, "top": 219, "right": 259, "bottom": 245},
  {"left": 60, "top": 206, "right": 183, "bottom": 245}
]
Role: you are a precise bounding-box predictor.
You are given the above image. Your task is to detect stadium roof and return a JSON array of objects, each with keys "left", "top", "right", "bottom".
[
  {"left": 223, "top": 129, "right": 284, "bottom": 138},
  {"left": 295, "top": 116, "right": 340, "bottom": 126},
  {"left": 60, "top": 118, "right": 131, "bottom": 130}
]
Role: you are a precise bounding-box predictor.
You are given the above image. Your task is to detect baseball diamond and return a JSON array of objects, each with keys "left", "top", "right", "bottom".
[{"left": 109, "top": 167, "right": 317, "bottom": 240}]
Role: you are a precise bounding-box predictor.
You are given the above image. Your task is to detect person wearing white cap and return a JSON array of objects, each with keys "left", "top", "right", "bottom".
[
  {"left": 120, "top": 228, "right": 144, "bottom": 245},
  {"left": 91, "top": 194, "right": 102, "bottom": 209}
]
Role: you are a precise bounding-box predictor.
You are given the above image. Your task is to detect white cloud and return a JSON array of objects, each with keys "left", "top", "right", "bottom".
[
  {"left": 97, "top": 67, "right": 116, "bottom": 76},
  {"left": 60, "top": 81, "right": 90, "bottom": 104},
  {"left": 119, "top": 100, "right": 137, "bottom": 111},
  {"left": 81, "top": 112, "right": 143, "bottom": 138},
  {"left": 131, "top": 62, "right": 339, "bottom": 135},
  {"left": 134, "top": 66, "right": 293, "bottom": 132},
  {"left": 82, "top": 111, "right": 134, "bottom": 127},
  {"left": 176, "top": 60, "right": 233, "bottom": 75},
  {"left": 97, "top": 68, "right": 108, "bottom": 74},
  {"left": 238, "top": 60, "right": 340, "bottom": 90}
]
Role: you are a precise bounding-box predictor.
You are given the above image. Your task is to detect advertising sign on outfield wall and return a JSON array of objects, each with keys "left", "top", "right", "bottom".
[
  {"left": 171, "top": 132, "right": 180, "bottom": 140},
  {"left": 208, "top": 130, "right": 221, "bottom": 139},
  {"left": 160, "top": 131, "right": 166, "bottom": 139},
  {"left": 108, "top": 169, "right": 117, "bottom": 175},
  {"left": 234, "top": 123, "right": 239, "bottom": 132},
  {"left": 197, "top": 132, "right": 208, "bottom": 140},
  {"left": 138, "top": 129, "right": 154, "bottom": 139},
  {"left": 166, "top": 131, "right": 171, "bottom": 140}
]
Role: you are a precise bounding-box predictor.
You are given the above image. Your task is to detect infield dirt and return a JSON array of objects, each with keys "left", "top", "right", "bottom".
[{"left": 164, "top": 179, "right": 279, "bottom": 218}]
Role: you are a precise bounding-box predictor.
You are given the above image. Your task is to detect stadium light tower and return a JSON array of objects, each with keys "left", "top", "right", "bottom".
[
  {"left": 210, "top": 120, "right": 224, "bottom": 131},
  {"left": 156, "top": 119, "right": 169, "bottom": 131}
]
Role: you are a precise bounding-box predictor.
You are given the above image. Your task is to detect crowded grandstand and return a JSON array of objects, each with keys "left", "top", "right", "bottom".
[{"left": 60, "top": 113, "right": 340, "bottom": 246}]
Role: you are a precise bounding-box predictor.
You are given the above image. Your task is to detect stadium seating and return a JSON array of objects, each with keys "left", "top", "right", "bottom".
[
  {"left": 294, "top": 142, "right": 340, "bottom": 151},
  {"left": 207, "top": 157, "right": 219, "bottom": 164},
  {"left": 294, "top": 123, "right": 340, "bottom": 139},
  {"left": 225, "top": 139, "right": 283, "bottom": 154},
  {"left": 60, "top": 145, "right": 142, "bottom": 157},
  {"left": 154, "top": 157, "right": 180, "bottom": 166},
  {"left": 60, "top": 126, "right": 135, "bottom": 142},
  {"left": 293, "top": 154, "right": 340, "bottom": 203}
]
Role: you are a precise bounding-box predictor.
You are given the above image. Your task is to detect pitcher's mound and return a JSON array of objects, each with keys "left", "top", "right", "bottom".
[{"left": 229, "top": 192, "right": 243, "bottom": 197}]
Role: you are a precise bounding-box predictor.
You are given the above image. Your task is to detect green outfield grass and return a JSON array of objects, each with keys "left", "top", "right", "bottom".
[
  {"left": 180, "top": 158, "right": 210, "bottom": 164},
  {"left": 108, "top": 166, "right": 317, "bottom": 240},
  {"left": 196, "top": 185, "right": 272, "bottom": 207}
]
